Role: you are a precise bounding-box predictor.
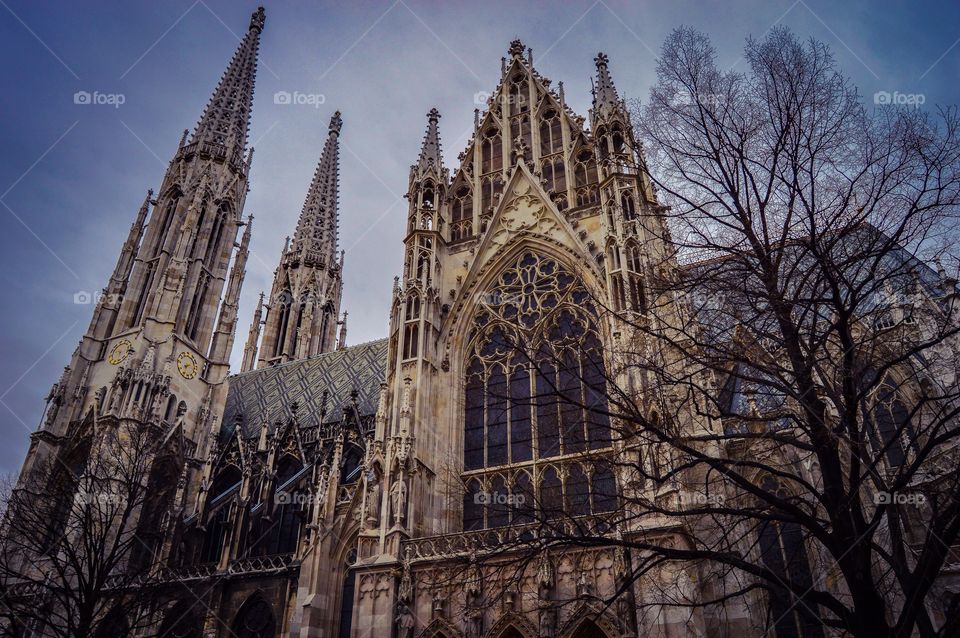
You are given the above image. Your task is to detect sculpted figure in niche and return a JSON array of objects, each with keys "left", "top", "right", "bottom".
[
  {"left": 364, "top": 469, "right": 381, "bottom": 527},
  {"left": 391, "top": 476, "right": 407, "bottom": 527}
]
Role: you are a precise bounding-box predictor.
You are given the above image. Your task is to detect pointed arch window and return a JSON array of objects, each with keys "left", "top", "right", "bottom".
[
  {"left": 232, "top": 596, "right": 276, "bottom": 638},
  {"left": 620, "top": 192, "right": 636, "bottom": 221},
  {"left": 152, "top": 195, "right": 180, "bottom": 258},
  {"left": 451, "top": 185, "right": 473, "bottom": 241},
  {"left": 540, "top": 109, "right": 563, "bottom": 155},
  {"left": 481, "top": 128, "right": 502, "bottom": 174},
  {"left": 758, "top": 480, "right": 823, "bottom": 638},
  {"left": 338, "top": 547, "right": 358, "bottom": 638},
  {"left": 867, "top": 374, "right": 917, "bottom": 467},
  {"left": 185, "top": 271, "right": 212, "bottom": 341},
  {"left": 130, "top": 260, "right": 157, "bottom": 327},
  {"left": 480, "top": 175, "right": 502, "bottom": 215},
  {"left": 509, "top": 76, "right": 529, "bottom": 116},
  {"left": 274, "top": 290, "right": 292, "bottom": 357},
  {"left": 42, "top": 438, "right": 92, "bottom": 554},
  {"left": 611, "top": 124, "right": 626, "bottom": 155},
  {"left": 188, "top": 201, "right": 209, "bottom": 259},
  {"left": 510, "top": 116, "right": 532, "bottom": 161},
  {"left": 543, "top": 158, "right": 566, "bottom": 195},
  {"left": 129, "top": 455, "right": 181, "bottom": 573},
  {"left": 200, "top": 465, "right": 241, "bottom": 564},
  {"left": 461, "top": 252, "right": 614, "bottom": 529},
  {"left": 405, "top": 295, "right": 421, "bottom": 321},
  {"left": 421, "top": 182, "right": 435, "bottom": 209},
  {"left": 203, "top": 204, "right": 230, "bottom": 267}
]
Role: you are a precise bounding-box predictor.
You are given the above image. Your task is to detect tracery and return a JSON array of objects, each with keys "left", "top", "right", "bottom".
[{"left": 462, "top": 251, "right": 615, "bottom": 529}]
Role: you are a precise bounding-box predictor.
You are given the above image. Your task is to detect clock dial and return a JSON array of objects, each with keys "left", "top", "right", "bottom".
[
  {"left": 176, "top": 351, "right": 199, "bottom": 379},
  {"left": 108, "top": 339, "right": 132, "bottom": 365}
]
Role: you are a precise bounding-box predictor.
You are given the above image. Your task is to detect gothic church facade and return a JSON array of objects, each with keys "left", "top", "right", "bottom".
[{"left": 7, "top": 7, "right": 831, "bottom": 638}]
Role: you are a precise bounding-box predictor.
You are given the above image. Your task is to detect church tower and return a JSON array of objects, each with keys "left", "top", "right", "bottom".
[
  {"left": 244, "top": 111, "right": 345, "bottom": 370},
  {"left": 349, "top": 40, "right": 678, "bottom": 638},
  {"left": 18, "top": 6, "right": 265, "bottom": 516}
]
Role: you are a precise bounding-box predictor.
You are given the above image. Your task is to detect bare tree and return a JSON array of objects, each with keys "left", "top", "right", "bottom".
[
  {"left": 0, "top": 421, "right": 167, "bottom": 638},
  {"left": 450, "top": 27, "right": 960, "bottom": 638}
]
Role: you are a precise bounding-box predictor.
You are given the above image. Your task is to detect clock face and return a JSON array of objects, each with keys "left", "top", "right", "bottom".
[
  {"left": 108, "top": 339, "right": 132, "bottom": 365},
  {"left": 176, "top": 351, "right": 198, "bottom": 379}
]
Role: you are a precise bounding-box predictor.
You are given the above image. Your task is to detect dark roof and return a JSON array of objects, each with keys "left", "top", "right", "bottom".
[{"left": 222, "top": 338, "right": 388, "bottom": 437}]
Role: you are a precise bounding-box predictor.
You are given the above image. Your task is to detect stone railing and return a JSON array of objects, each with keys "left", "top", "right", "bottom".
[
  {"left": 177, "top": 140, "right": 248, "bottom": 175},
  {"left": 102, "top": 555, "right": 297, "bottom": 590},
  {"left": 402, "top": 523, "right": 545, "bottom": 562},
  {"left": 228, "top": 553, "right": 296, "bottom": 576}
]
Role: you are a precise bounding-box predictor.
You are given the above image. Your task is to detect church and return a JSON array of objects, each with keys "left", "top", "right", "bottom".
[{"left": 8, "top": 6, "right": 956, "bottom": 638}]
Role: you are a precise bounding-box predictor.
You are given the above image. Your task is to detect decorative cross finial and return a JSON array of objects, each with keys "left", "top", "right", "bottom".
[
  {"left": 508, "top": 39, "right": 525, "bottom": 59},
  {"left": 249, "top": 6, "right": 266, "bottom": 32},
  {"left": 329, "top": 110, "right": 343, "bottom": 135}
]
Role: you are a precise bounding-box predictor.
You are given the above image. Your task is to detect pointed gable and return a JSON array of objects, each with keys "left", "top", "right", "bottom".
[{"left": 448, "top": 40, "right": 601, "bottom": 247}]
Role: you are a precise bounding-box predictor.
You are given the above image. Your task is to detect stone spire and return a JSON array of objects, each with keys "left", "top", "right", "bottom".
[
  {"left": 256, "top": 110, "right": 345, "bottom": 367},
  {"left": 337, "top": 311, "right": 348, "bottom": 351},
  {"left": 241, "top": 292, "right": 265, "bottom": 372},
  {"left": 290, "top": 110, "right": 342, "bottom": 265},
  {"left": 108, "top": 189, "right": 152, "bottom": 296},
  {"left": 208, "top": 215, "right": 252, "bottom": 362},
  {"left": 416, "top": 108, "right": 443, "bottom": 172},
  {"left": 190, "top": 6, "right": 265, "bottom": 149},
  {"left": 592, "top": 52, "right": 622, "bottom": 116}
]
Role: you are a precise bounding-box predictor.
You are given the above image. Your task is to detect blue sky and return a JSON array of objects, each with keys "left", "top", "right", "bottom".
[{"left": 0, "top": 0, "right": 957, "bottom": 475}]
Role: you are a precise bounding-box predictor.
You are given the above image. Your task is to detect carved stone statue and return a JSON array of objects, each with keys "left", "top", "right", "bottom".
[
  {"left": 538, "top": 606, "right": 556, "bottom": 638},
  {"left": 395, "top": 603, "right": 415, "bottom": 638},
  {"left": 463, "top": 609, "right": 482, "bottom": 638},
  {"left": 391, "top": 477, "right": 407, "bottom": 527},
  {"left": 364, "top": 470, "right": 381, "bottom": 527}
]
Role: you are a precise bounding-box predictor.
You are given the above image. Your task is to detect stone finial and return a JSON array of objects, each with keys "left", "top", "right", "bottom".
[{"left": 249, "top": 6, "right": 266, "bottom": 32}]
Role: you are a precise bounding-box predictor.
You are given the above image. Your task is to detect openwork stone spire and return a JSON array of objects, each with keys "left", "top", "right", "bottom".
[
  {"left": 190, "top": 6, "right": 265, "bottom": 148},
  {"left": 416, "top": 108, "right": 443, "bottom": 172},
  {"left": 254, "top": 110, "right": 345, "bottom": 367},
  {"left": 592, "top": 52, "right": 622, "bottom": 116},
  {"left": 291, "top": 110, "right": 342, "bottom": 265}
]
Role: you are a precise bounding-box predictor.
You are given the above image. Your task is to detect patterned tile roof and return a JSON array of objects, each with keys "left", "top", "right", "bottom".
[{"left": 222, "top": 338, "right": 388, "bottom": 437}]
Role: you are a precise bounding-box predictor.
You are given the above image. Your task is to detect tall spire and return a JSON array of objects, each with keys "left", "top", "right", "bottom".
[
  {"left": 241, "top": 292, "right": 265, "bottom": 372},
  {"left": 208, "top": 216, "right": 252, "bottom": 362},
  {"left": 291, "top": 111, "right": 342, "bottom": 265},
  {"left": 592, "top": 52, "right": 622, "bottom": 116},
  {"left": 417, "top": 108, "right": 443, "bottom": 171},
  {"left": 191, "top": 6, "right": 265, "bottom": 149}
]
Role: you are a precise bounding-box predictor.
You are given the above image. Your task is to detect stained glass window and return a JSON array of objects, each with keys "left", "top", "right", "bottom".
[{"left": 462, "top": 251, "right": 615, "bottom": 528}]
